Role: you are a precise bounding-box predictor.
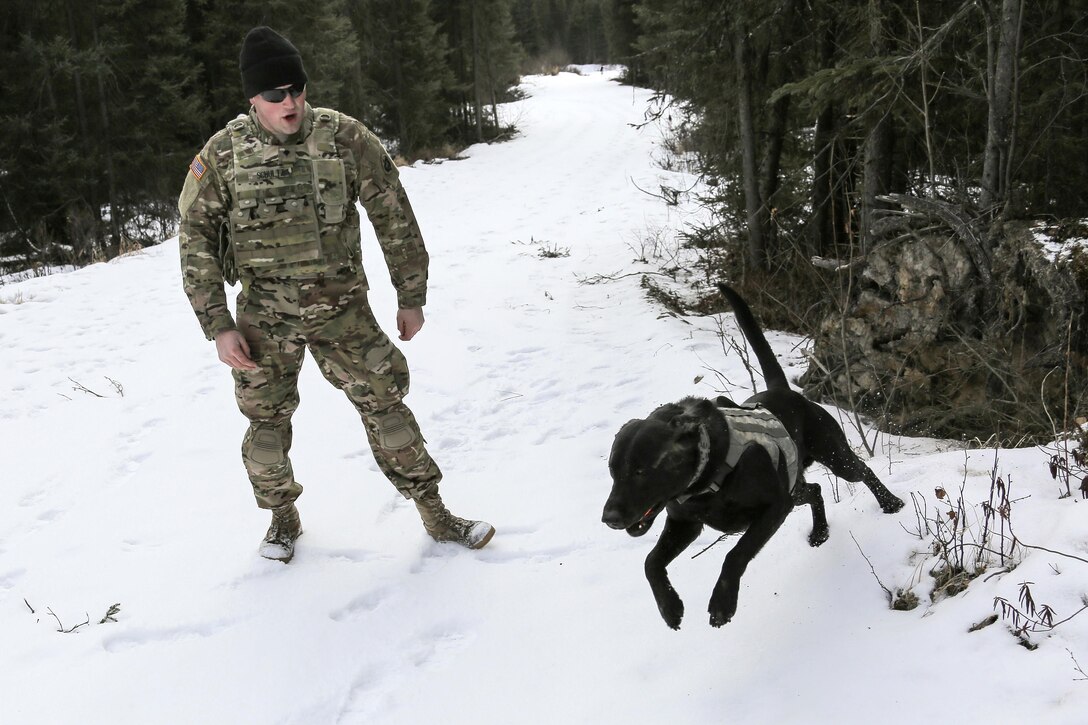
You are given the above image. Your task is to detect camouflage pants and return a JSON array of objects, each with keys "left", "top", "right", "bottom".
[{"left": 233, "top": 270, "right": 441, "bottom": 509}]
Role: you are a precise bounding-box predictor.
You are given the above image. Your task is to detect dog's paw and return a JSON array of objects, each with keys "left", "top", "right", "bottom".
[
  {"left": 882, "top": 496, "right": 906, "bottom": 514},
  {"left": 708, "top": 602, "right": 734, "bottom": 628},
  {"left": 708, "top": 583, "right": 738, "bottom": 627},
  {"left": 657, "top": 594, "right": 684, "bottom": 630},
  {"left": 709, "top": 610, "right": 732, "bottom": 628},
  {"left": 809, "top": 524, "right": 830, "bottom": 547}
]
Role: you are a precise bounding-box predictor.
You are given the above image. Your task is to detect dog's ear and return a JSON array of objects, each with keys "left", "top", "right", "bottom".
[
  {"left": 669, "top": 414, "right": 702, "bottom": 435},
  {"left": 611, "top": 419, "right": 642, "bottom": 460}
]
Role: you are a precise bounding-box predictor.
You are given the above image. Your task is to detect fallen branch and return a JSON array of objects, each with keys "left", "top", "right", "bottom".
[
  {"left": 851, "top": 531, "right": 892, "bottom": 602},
  {"left": 47, "top": 607, "right": 90, "bottom": 634},
  {"left": 68, "top": 378, "right": 104, "bottom": 398}
]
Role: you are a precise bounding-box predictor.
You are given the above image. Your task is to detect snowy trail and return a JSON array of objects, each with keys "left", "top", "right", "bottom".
[{"left": 3, "top": 71, "right": 1087, "bottom": 724}]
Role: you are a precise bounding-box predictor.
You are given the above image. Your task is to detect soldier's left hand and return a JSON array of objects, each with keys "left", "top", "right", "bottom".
[{"left": 397, "top": 307, "right": 425, "bottom": 341}]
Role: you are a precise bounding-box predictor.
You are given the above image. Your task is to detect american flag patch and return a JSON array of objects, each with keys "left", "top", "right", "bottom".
[{"left": 189, "top": 155, "right": 207, "bottom": 180}]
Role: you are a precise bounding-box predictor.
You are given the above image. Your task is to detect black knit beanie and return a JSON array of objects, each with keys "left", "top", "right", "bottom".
[{"left": 239, "top": 26, "right": 308, "bottom": 98}]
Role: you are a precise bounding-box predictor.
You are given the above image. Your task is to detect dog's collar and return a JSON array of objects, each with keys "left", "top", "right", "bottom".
[{"left": 675, "top": 423, "right": 720, "bottom": 504}]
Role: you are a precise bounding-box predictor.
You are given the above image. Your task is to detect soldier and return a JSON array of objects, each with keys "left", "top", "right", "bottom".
[{"left": 179, "top": 26, "right": 494, "bottom": 562}]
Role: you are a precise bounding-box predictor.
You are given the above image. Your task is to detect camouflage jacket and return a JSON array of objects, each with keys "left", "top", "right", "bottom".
[{"left": 179, "top": 104, "right": 429, "bottom": 340}]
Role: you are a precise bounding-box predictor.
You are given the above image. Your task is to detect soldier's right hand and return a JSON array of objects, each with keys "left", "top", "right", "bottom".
[{"left": 215, "top": 330, "right": 258, "bottom": 370}]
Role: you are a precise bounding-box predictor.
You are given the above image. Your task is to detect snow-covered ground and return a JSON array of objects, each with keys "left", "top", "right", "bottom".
[{"left": 2, "top": 69, "right": 1087, "bottom": 724}]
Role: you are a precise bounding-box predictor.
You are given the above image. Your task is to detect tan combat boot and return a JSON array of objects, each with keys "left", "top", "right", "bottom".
[
  {"left": 414, "top": 490, "right": 495, "bottom": 549},
  {"left": 259, "top": 502, "right": 303, "bottom": 562}
]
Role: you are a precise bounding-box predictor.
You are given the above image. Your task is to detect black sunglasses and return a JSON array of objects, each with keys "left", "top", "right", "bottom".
[{"left": 258, "top": 84, "right": 305, "bottom": 103}]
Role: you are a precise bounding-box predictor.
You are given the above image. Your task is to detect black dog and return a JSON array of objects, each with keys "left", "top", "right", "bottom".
[{"left": 601, "top": 283, "right": 904, "bottom": 629}]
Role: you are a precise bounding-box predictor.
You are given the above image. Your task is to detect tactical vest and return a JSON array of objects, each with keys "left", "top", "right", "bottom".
[
  {"left": 226, "top": 108, "right": 354, "bottom": 279},
  {"left": 716, "top": 404, "right": 800, "bottom": 490},
  {"left": 677, "top": 403, "right": 800, "bottom": 503}
]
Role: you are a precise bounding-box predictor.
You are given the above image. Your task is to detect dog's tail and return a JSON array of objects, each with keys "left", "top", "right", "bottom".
[{"left": 717, "top": 283, "right": 789, "bottom": 390}]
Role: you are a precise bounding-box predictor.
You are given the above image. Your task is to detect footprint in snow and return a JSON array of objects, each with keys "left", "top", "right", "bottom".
[
  {"left": 329, "top": 587, "right": 389, "bottom": 622},
  {"left": 318, "top": 547, "right": 391, "bottom": 564},
  {"left": 532, "top": 426, "right": 563, "bottom": 445},
  {"left": 35, "top": 508, "right": 63, "bottom": 525},
  {"left": 18, "top": 488, "right": 47, "bottom": 507},
  {"left": 406, "top": 626, "right": 470, "bottom": 669},
  {"left": 101, "top": 618, "right": 236, "bottom": 653},
  {"left": 101, "top": 619, "right": 236, "bottom": 653},
  {"left": 0, "top": 567, "right": 26, "bottom": 591},
  {"left": 337, "top": 662, "right": 392, "bottom": 721}
]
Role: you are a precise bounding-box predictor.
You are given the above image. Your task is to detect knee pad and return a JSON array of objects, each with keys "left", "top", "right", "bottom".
[
  {"left": 374, "top": 410, "right": 418, "bottom": 450},
  {"left": 246, "top": 427, "right": 285, "bottom": 466}
]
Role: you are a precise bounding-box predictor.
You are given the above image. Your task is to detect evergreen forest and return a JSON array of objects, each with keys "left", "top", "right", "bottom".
[{"left": 4, "top": 0, "right": 1085, "bottom": 275}]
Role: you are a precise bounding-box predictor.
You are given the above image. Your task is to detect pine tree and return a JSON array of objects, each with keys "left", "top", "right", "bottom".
[
  {"left": 191, "top": 0, "right": 361, "bottom": 130},
  {"left": 0, "top": 2, "right": 78, "bottom": 261},
  {"left": 351, "top": 0, "right": 457, "bottom": 157},
  {"left": 630, "top": 0, "right": 1088, "bottom": 272},
  {"left": 95, "top": 0, "right": 203, "bottom": 239},
  {"left": 604, "top": 0, "right": 641, "bottom": 76},
  {"left": 435, "top": 0, "right": 523, "bottom": 147},
  {"left": 0, "top": 0, "right": 201, "bottom": 263}
]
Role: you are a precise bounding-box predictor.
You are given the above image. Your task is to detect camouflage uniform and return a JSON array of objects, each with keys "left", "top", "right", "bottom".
[{"left": 179, "top": 104, "right": 441, "bottom": 508}]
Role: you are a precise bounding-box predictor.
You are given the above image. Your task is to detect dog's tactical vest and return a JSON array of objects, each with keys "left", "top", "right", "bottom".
[
  {"left": 226, "top": 108, "right": 352, "bottom": 279},
  {"left": 717, "top": 404, "right": 799, "bottom": 489},
  {"left": 679, "top": 404, "right": 800, "bottom": 503}
]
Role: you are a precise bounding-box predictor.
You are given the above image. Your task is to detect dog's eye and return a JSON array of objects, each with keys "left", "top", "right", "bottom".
[{"left": 633, "top": 467, "right": 645, "bottom": 477}]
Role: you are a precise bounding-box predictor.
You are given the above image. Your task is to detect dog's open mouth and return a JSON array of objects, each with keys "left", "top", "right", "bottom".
[{"left": 625, "top": 501, "right": 666, "bottom": 537}]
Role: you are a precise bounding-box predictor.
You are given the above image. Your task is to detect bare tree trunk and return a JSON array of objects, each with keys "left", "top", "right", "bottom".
[
  {"left": 64, "top": 0, "right": 90, "bottom": 145},
  {"left": 483, "top": 11, "right": 499, "bottom": 130},
  {"left": 861, "top": 115, "right": 894, "bottom": 253},
  {"left": 979, "top": 0, "right": 1022, "bottom": 213},
  {"left": 860, "top": 0, "right": 894, "bottom": 254},
  {"left": 734, "top": 26, "right": 765, "bottom": 270},
  {"left": 759, "top": 95, "right": 790, "bottom": 257},
  {"left": 809, "top": 21, "right": 838, "bottom": 258},
  {"left": 446, "top": 1, "right": 472, "bottom": 139},
  {"left": 90, "top": 2, "right": 120, "bottom": 256},
  {"left": 392, "top": 48, "right": 410, "bottom": 151},
  {"left": 810, "top": 104, "right": 836, "bottom": 257},
  {"left": 391, "top": 3, "right": 410, "bottom": 153},
  {"left": 471, "top": 0, "right": 484, "bottom": 142}
]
